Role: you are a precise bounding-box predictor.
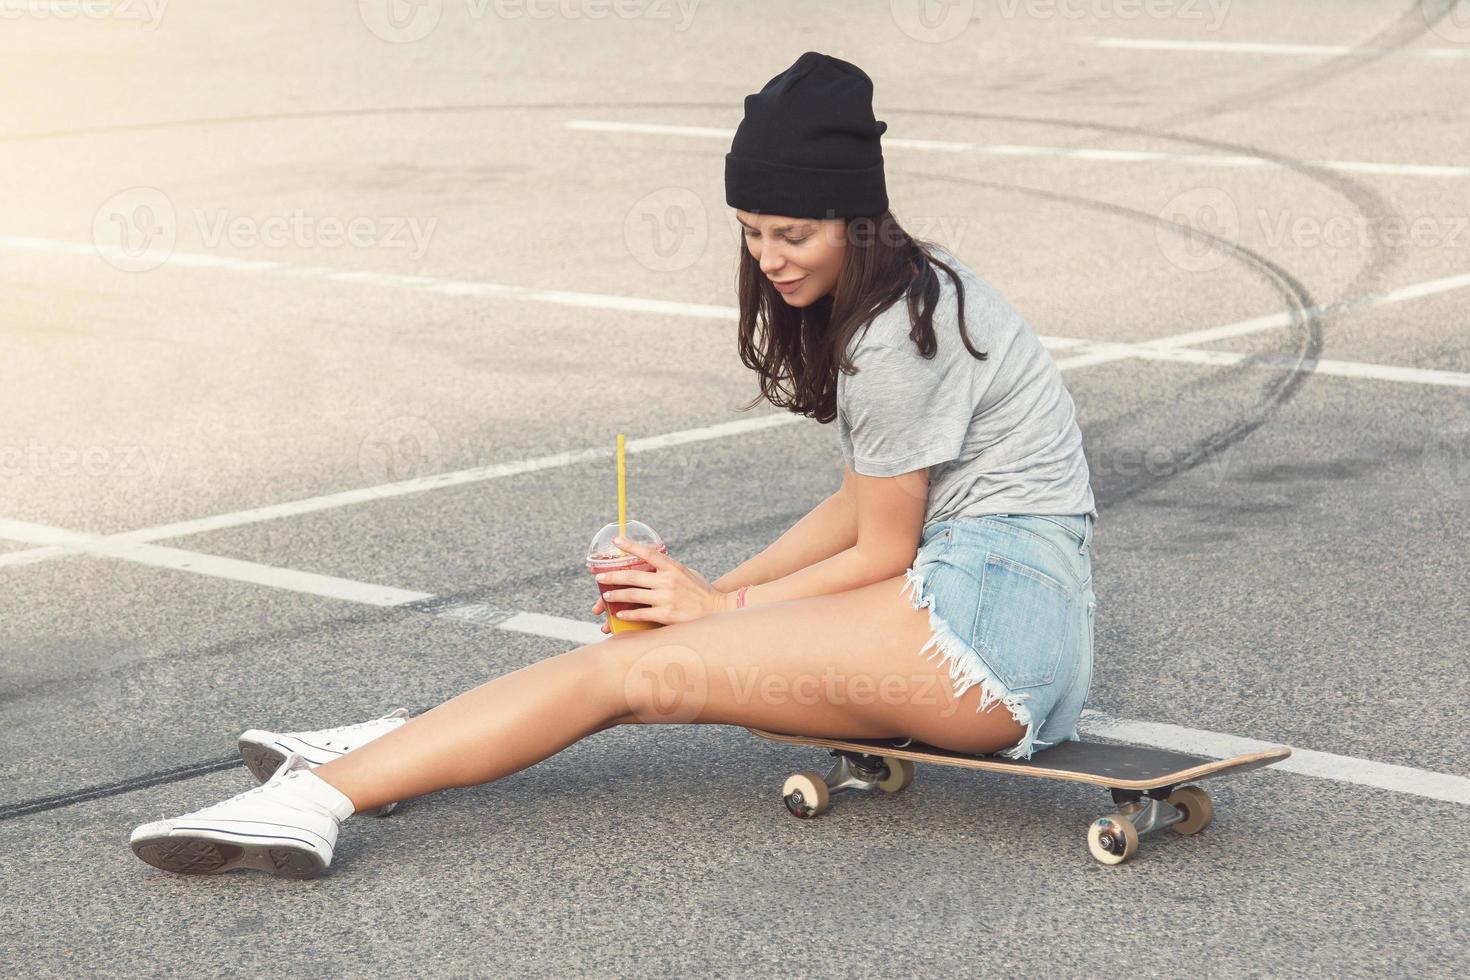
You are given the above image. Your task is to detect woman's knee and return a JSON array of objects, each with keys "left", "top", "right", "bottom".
[
  {"left": 586, "top": 632, "right": 716, "bottom": 725},
  {"left": 563, "top": 636, "right": 685, "bottom": 726}
]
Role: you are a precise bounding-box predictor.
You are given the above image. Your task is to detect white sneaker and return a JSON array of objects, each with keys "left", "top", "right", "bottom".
[
  {"left": 130, "top": 753, "right": 355, "bottom": 878},
  {"left": 238, "top": 707, "right": 410, "bottom": 817}
]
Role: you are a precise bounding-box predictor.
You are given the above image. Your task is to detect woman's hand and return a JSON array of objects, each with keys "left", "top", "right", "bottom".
[{"left": 592, "top": 535, "right": 733, "bottom": 628}]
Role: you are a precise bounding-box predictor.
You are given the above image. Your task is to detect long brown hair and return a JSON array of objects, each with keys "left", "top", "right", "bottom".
[{"left": 734, "top": 210, "right": 987, "bottom": 422}]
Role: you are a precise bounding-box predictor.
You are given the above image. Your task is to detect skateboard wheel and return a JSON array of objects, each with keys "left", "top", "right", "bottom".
[
  {"left": 1087, "top": 814, "right": 1139, "bottom": 865},
  {"left": 781, "top": 771, "right": 829, "bottom": 819},
  {"left": 1166, "top": 785, "right": 1213, "bottom": 836},
  {"left": 877, "top": 757, "right": 915, "bottom": 793}
]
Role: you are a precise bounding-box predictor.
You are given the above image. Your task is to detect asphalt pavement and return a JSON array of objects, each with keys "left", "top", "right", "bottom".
[{"left": 2, "top": 1, "right": 1468, "bottom": 976}]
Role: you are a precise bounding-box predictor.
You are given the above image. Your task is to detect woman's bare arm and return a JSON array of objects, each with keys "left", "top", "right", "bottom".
[
  {"left": 735, "top": 466, "right": 927, "bottom": 606},
  {"left": 712, "top": 468, "right": 860, "bottom": 592}
]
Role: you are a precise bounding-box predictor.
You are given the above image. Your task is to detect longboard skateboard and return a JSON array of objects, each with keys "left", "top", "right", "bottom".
[{"left": 747, "top": 728, "right": 1290, "bottom": 865}]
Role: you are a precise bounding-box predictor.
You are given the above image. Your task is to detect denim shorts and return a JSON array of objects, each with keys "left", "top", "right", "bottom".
[{"left": 899, "top": 513, "right": 1096, "bottom": 760}]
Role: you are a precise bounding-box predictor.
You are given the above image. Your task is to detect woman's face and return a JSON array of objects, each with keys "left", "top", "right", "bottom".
[{"left": 736, "top": 210, "right": 846, "bottom": 307}]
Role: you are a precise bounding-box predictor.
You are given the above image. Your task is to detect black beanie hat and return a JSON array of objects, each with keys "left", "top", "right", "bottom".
[{"left": 725, "top": 51, "right": 889, "bottom": 221}]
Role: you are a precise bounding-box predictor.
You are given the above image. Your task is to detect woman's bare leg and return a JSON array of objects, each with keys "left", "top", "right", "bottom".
[{"left": 315, "top": 573, "right": 1024, "bottom": 813}]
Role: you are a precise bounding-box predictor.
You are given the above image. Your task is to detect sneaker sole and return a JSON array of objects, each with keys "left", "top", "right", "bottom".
[
  {"left": 237, "top": 740, "right": 291, "bottom": 784},
  {"left": 131, "top": 834, "right": 326, "bottom": 879},
  {"left": 237, "top": 738, "right": 400, "bottom": 818}
]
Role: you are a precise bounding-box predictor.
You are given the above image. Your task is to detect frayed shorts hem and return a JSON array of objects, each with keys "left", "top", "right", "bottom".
[{"left": 899, "top": 566, "right": 1040, "bottom": 760}]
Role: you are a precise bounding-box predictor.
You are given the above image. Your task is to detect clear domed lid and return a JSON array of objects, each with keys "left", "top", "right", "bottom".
[{"left": 586, "top": 520, "right": 664, "bottom": 564}]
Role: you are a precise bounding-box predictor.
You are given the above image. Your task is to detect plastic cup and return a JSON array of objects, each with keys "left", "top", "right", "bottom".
[{"left": 586, "top": 520, "right": 667, "bottom": 634}]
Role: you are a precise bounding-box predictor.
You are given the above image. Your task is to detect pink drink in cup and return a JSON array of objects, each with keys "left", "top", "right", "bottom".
[{"left": 586, "top": 520, "right": 668, "bottom": 634}]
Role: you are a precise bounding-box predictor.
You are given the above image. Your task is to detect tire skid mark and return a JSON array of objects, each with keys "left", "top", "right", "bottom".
[
  {"left": 896, "top": 167, "right": 1318, "bottom": 508},
  {"left": 1150, "top": 1, "right": 1456, "bottom": 131}
]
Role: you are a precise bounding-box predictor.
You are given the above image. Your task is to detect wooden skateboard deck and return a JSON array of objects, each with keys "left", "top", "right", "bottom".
[
  {"left": 747, "top": 728, "right": 1288, "bottom": 790},
  {"left": 746, "top": 727, "right": 1291, "bottom": 865}
]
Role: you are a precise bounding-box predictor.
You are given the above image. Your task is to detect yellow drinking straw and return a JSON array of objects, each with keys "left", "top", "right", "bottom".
[{"left": 617, "top": 433, "right": 627, "bottom": 545}]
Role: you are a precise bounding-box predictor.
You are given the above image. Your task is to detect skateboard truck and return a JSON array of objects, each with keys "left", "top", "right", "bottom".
[
  {"left": 1086, "top": 787, "right": 1212, "bottom": 865},
  {"left": 781, "top": 750, "right": 916, "bottom": 820}
]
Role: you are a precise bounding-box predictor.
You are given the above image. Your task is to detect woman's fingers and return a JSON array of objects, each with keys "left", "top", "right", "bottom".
[
  {"left": 597, "top": 568, "right": 657, "bottom": 589},
  {"left": 612, "top": 535, "right": 673, "bottom": 571},
  {"left": 600, "top": 587, "right": 657, "bottom": 605}
]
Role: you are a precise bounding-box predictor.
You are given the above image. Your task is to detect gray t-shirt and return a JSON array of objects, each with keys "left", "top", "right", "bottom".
[{"left": 836, "top": 244, "right": 1096, "bottom": 526}]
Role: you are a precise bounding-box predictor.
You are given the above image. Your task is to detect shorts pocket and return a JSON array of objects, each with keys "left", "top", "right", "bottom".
[
  {"left": 915, "top": 555, "right": 981, "bottom": 643},
  {"left": 972, "top": 552, "right": 1074, "bottom": 690}
]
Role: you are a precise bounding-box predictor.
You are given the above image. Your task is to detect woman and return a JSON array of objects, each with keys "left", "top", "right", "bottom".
[{"left": 129, "top": 51, "right": 1097, "bottom": 879}]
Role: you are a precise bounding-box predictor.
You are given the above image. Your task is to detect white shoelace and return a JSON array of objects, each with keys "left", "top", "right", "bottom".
[
  {"left": 195, "top": 770, "right": 297, "bottom": 814},
  {"left": 294, "top": 710, "right": 407, "bottom": 751}
]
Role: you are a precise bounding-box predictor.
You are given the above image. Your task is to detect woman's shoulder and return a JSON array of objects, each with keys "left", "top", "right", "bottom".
[
  {"left": 925, "top": 243, "right": 1018, "bottom": 317},
  {"left": 853, "top": 243, "right": 1022, "bottom": 354}
]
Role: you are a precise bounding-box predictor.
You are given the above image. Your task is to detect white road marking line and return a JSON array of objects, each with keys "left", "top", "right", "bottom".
[
  {"left": 8, "top": 513, "right": 1465, "bottom": 807},
  {"left": 2, "top": 234, "right": 1467, "bottom": 572},
  {"left": 566, "top": 119, "right": 1470, "bottom": 179},
  {"left": 0, "top": 519, "right": 431, "bottom": 606},
  {"left": 1373, "top": 270, "right": 1470, "bottom": 306},
  {"left": 6, "top": 231, "right": 1468, "bottom": 379},
  {"left": 0, "top": 235, "right": 738, "bottom": 322},
  {"left": 0, "top": 414, "right": 804, "bottom": 570},
  {"left": 121, "top": 414, "right": 799, "bottom": 542},
  {"left": 0, "top": 545, "right": 69, "bottom": 567},
  {"left": 1108, "top": 345, "right": 1470, "bottom": 388},
  {"left": 1053, "top": 341, "right": 1470, "bottom": 387},
  {"left": 1310, "top": 159, "right": 1470, "bottom": 178},
  {"left": 0, "top": 236, "right": 1141, "bottom": 349},
  {"left": 2, "top": 271, "right": 1467, "bottom": 572},
  {"left": 1087, "top": 36, "right": 1470, "bottom": 59},
  {"left": 497, "top": 611, "right": 607, "bottom": 646},
  {"left": 1068, "top": 275, "right": 1470, "bottom": 356},
  {"left": 1078, "top": 711, "right": 1470, "bottom": 806},
  {"left": 1052, "top": 269, "right": 1470, "bottom": 373},
  {"left": 0, "top": 547, "right": 69, "bottom": 569},
  {"left": 4, "top": 338, "right": 1462, "bottom": 577}
]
